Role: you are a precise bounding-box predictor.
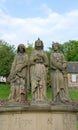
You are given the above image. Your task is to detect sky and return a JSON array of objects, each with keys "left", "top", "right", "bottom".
[{"left": 0, "top": 0, "right": 78, "bottom": 50}]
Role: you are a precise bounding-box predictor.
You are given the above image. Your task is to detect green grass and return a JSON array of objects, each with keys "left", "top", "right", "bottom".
[
  {"left": 0, "top": 84, "right": 78, "bottom": 100},
  {"left": 47, "top": 87, "right": 78, "bottom": 100},
  {"left": 0, "top": 83, "right": 10, "bottom": 99},
  {"left": 28, "top": 91, "right": 32, "bottom": 99},
  {"left": 75, "top": 112, "right": 78, "bottom": 130},
  {"left": 47, "top": 87, "right": 52, "bottom": 99},
  {"left": 69, "top": 89, "right": 78, "bottom": 100}
]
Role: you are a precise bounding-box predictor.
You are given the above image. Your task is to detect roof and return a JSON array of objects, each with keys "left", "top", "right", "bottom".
[{"left": 67, "top": 62, "right": 78, "bottom": 73}]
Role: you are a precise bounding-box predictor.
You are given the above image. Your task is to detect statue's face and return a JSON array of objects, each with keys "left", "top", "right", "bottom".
[
  {"left": 19, "top": 46, "right": 24, "bottom": 53},
  {"left": 35, "top": 38, "right": 43, "bottom": 50},
  {"left": 35, "top": 42, "right": 43, "bottom": 50},
  {"left": 53, "top": 44, "right": 59, "bottom": 51},
  {"left": 17, "top": 44, "right": 25, "bottom": 53},
  {"left": 37, "top": 43, "right": 41, "bottom": 49}
]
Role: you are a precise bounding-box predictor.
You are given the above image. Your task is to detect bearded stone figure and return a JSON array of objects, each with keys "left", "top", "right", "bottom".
[{"left": 30, "top": 38, "right": 49, "bottom": 102}]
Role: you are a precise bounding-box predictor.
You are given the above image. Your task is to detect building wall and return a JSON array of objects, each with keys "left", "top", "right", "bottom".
[{"left": 68, "top": 73, "right": 78, "bottom": 87}]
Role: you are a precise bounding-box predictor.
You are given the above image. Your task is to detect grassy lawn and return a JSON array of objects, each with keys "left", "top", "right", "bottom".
[
  {"left": 69, "top": 89, "right": 78, "bottom": 100},
  {"left": 0, "top": 83, "right": 10, "bottom": 99},
  {"left": 77, "top": 122, "right": 78, "bottom": 130},
  {"left": 0, "top": 83, "right": 78, "bottom": 100},
  {"left": 47, "top": 87, "right": 78, "bottom": 100}
]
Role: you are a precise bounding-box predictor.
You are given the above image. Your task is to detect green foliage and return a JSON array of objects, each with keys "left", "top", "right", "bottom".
[
  {"left": 61, "top": 40, "right": 78, "bottom": 61},
  {"left": 0, "top": 40, "right": 15, "bottom": 76},
  {"left": 0, "top": 83, "right": 10, "bottom": 99},
  {"left": 47, "top": 87, "right": 52, "bottom": 99},
  {"left": 26, "top": 43, "right": 34, "bottom": 57},
  {"left": 1, "top": 40, "right": 78, "bottom": 76},
  {"left": 45, "top": 50, "right": 51, "bottom": 87}
]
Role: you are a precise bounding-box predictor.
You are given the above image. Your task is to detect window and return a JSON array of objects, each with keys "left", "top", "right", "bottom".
[{"left": 71, "top": 74, "right": 76, "bottom": 82}]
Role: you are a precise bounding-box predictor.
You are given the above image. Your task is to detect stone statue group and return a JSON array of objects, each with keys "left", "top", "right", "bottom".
[{"left": 8, "top": 38, "right": 69, "bottom": 104}]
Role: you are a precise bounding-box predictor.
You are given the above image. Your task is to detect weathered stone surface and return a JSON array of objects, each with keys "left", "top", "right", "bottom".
[
  {"left": 0, "top": 103, "right": 77, "bottom": 130},
  {"left": 50, "top": 42, "right": 69, "bottom": 103},
  {"left": 8, "top": 44, "right": 29, "bottom": 102},
  {"left": 30, "top": 38, "right": 49, "bottom": 101}
]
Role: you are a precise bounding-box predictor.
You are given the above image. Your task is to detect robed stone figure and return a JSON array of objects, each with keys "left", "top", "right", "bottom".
[
  {"left": 30, "top": 38, "right": 49, "bottom": 102},
  {"left": 50, "top": 42, "right": 69, "bottom": 104},
  {"left": 8, "top": 44, "right": 29, "bottom": 102}
]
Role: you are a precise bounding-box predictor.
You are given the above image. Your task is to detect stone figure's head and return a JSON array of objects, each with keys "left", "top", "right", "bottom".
[
  {"left": 52, "top": 42, "right": 60, "bottom": 52},
  {"left": 35, "top": 38, "right": 44, "bottom": 50},
  {"left": 17, "top": 44, "right": 26, "bottom": 53}
]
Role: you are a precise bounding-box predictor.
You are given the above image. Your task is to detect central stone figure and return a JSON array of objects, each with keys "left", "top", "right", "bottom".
[{"left": 30, "top": 38, "right": 48, "bottom": 102}]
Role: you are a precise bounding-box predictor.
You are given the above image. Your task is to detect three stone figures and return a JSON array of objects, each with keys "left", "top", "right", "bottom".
[{"left": 8, "top": 39, "right": 69, "bottom": 104}]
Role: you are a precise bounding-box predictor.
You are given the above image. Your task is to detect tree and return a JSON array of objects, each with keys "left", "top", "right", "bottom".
[
  {"left": 26, "top": 42, "right": 34, "bottom": 58},
  {"left": 0, "top": 40, "right": 15, "bottom": 76},
  {"left": 61, "top": 40, "right": 78, "bottom": 61}
]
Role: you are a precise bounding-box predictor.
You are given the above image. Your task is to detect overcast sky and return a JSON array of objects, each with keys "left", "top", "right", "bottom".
[{"left": 0, "top": 0, "right": 78, "bottom": 50}]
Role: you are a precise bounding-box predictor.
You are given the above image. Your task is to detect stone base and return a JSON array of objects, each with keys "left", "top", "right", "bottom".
[{"left": 0, "top": 104, "right": 77, "bottom": 130}]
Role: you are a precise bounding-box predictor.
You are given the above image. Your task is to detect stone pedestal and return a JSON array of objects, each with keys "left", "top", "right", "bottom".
[{"left": 0, "top": 103, "right": 77, "bottom": 130}]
